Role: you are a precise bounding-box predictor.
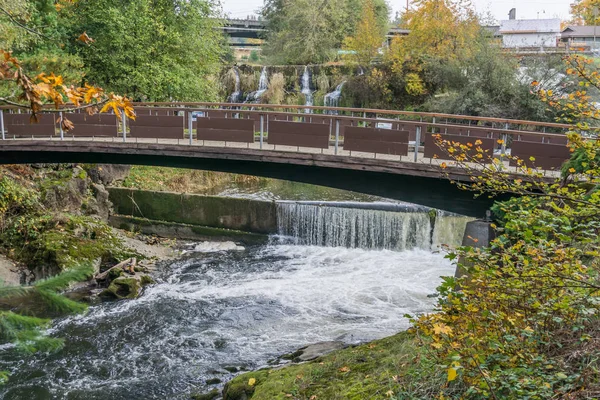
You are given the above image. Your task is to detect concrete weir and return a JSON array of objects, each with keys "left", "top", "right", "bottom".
[
  {"left": 108, "top": 188, "right": 474, "bottom": 250},
  {"left": 108, "top": 187, "right": 278, "bottom": 244}
]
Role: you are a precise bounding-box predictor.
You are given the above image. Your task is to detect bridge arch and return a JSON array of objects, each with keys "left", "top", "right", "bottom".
[{"left": 0, "top": 141, "right": 505, "bottom": 217}]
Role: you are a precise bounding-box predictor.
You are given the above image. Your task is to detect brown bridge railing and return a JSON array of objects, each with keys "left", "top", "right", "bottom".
[{"left": 0, "top": 102, "right": 583, "bottom": 171}]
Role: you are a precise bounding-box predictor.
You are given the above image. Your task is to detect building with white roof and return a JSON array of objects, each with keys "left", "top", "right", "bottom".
[{"left": 499, "top": 18, "right": 561, "bottom": 49}]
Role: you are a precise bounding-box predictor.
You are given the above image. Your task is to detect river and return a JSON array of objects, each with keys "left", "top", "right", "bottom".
[{"left": 0, "top": 182, "right": 467, "bottom": 399}]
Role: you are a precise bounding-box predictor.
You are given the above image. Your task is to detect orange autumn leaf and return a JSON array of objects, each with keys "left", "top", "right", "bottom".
[{"left": 77, "top": 31, "right": 95, "bottom": 44}]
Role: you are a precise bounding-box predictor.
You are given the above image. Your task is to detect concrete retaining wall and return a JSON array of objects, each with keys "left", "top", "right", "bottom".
[{"left": 108, "top": 187, "right": 278, "bottom": 234}]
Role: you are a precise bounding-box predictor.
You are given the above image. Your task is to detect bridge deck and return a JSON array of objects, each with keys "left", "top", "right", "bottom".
[{"left": 0, "top": 104, "right": 574, "bottom": 216}]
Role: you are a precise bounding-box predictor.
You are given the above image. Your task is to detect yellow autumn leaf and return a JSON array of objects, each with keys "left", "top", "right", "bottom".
[
  {"left": 248, "top": 378, "right": 256, "bottom": 386},
  {"left": 433, "top": 323, "right": 452, "bottom": 335},
  {"left": 447, "top": 367, "right": 457, "bottom": 382}
]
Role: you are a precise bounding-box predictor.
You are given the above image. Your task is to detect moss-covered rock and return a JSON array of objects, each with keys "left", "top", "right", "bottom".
[
  {"left": 223, "top": 370, "right": 268, "bottom": 400},
  {"left": 139, "top": 274, "right": 155, "bottom": 286},
  {"left": 100, "top": 277, "right": 141, "bottom": 300},
  {"left": 222, "top": 332, "right": 448, "bottom": 400},
  {"left": 191, "top": 389, "right": 219, "bottom": 400}
]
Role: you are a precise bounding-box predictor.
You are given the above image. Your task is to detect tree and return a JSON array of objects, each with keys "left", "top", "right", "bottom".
[
  {"left": 64, "top": 0, "right": 226, "bottom": 101},
  {"left": 570, "top": 0, "right": 600, "bottom": 25},
  {"left": 423, "top": 33, "right": 563, "bottom": 120},
  {"left": 388, "top": 0, "right": 480, "bottom": 69},
  {"left": 0, "top": 0, "right": 28, "bottom": 50},
  {"left": 262, "top": 0, "right": 389, "bottom": 65},
  {"left": 412, "top": 55, "right": 600, "bottom": 398},
  {"left": 344, "top": 0, "right": 389, "bottom": 37},
  {"left": 262, "top": 0, "right": 347, "bottom": 64},
  {"left": 342, "top": 0, "right": 385, "bottom": 66}
]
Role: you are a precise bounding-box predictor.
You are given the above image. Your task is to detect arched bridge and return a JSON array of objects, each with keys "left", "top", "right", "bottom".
[{"left": 0, "top": 103, "right": 575, "bottom": 217}]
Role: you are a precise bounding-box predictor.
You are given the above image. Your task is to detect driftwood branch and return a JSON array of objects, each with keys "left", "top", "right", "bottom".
[{"left": 95, "top": 258, "right": 137, "bottom": 280}]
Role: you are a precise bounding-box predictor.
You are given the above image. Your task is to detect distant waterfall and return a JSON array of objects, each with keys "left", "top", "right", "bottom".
[
  {"left": 324, "top": 81, "right": 346, "bottom": 112},
  {"left": 301, "top": 66, "right": 313, "bottom": 113},
  {"left": 246, "top": 67, "right": 269, "bottom": 103},
  {"left": 228, "top": 67, "right": 242, "bottom": 103},
  {"left": 276, "top": 201, "right": 472, "bottom": 251}
]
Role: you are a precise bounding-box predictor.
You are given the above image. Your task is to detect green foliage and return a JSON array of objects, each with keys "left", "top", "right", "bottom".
[
  {"left": 249, "top": 51, "right": 260, "bottom": 63},
  {"left": 1, "top": 0, "right": 226, "bottom": 102},
  {"left": 0, "top": 264, "right": 94, "bottom": 355},
  {"left": 342, "top": 0, "right": 385, "bottom": 66},
  {"left": 0, "top": 0, "right": 28, "bottom": 50},
  {"left": 416, "top": 132, "right": 600, "bottom": 397},
  {"left": 422, "top": 38, "right": 562, "bottom": 120},
  {"left": 0, "top": 175, "right": 39, "bottom": 226},
  {"left": 62, "top": 0, "right": 226, "bottom": 101},
  {"left": 224, "top": 332, "right": 448, "bottom": 400},
  {"left": 262, "top": 0, "right": 388, "bottom": 65}
]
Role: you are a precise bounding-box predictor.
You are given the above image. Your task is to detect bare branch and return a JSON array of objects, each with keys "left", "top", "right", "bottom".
[{"left": 0, "top": 5, "right": 51, "bottom": 40}]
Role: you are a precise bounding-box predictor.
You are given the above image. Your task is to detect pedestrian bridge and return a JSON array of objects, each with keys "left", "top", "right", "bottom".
[{"left": 0, "top": 102, "right": 574, "bottom": 217}]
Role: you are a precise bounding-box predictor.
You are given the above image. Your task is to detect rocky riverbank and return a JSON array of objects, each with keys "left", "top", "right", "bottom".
[
  {"left": 192, "top": 331, "right": 445, "bottom": 400},
  {"left": 0, "top": 163, "right": 181, "bottom": 299}
]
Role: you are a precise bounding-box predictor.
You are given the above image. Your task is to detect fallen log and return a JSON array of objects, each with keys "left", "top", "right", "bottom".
[{"left": 95, "top": 258, "right": 136, "bottom": 281}]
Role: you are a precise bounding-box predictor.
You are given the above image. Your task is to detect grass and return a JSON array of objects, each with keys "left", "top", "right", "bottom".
[
  {"left": 221, "top": 331, "right": 454, "bottom": 400},
  {"left": 120, "top": 166, "right": 265, "bottom": 194}
]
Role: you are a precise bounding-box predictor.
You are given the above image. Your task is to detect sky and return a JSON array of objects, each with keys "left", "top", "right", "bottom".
[{"left": 221, "top": 0, "right": 573, "bottom": 23}]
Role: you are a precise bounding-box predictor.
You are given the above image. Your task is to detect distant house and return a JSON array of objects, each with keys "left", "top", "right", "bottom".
[
  {"left": 499, "top": 18, "right": 561, "bottom": 48},
  {"left": 561, "top": 26, "right": 600, "bottom": 49}
]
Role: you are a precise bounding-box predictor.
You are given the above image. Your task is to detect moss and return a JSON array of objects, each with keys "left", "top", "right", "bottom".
[
  {"left": 100, "top": 277, "right": 141, "bottom": 300},
  {"left": 109, "top": 215, "right": 270, "bottom": 245},
  {"left": 140, "top": 274, "right": 155, "bottom": 286},
  {"left": 205, "top": 378, "right": 222, "bottom": 385},
  {"left": 223, "top": 371, "right": 268, "bottom": 400},
  {"left": 108, "top": 187, "right": 277, "bottom": 234},
  {"left": 223, "top": 332, "right": 448, "bottom": 400},
  {"left": 192, "top": 389, "right": 219, "bottom": 400}
]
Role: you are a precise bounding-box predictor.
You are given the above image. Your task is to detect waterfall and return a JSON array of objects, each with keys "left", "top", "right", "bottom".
[
  {"left": 228, "top": 67, "right": 242, "bottom": 103},
  {"left": 276, "top": 201, "right": 472, "bottom": 251},
  {"left": 324, "top": 81, "right": 346, "bottom": 113},
  {"left": 432, "top": 211, "right": 472, "bottom": 250},
  {"left": 301, "top": 66, "right": 313, "bottom": 113},
  {"left": 245, "top": 67, "right": 268, "bottom": 103}
]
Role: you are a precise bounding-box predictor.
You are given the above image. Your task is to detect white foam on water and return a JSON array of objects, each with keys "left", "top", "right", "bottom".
[{"left": 2, "top": 244, "right": 454, "bottom": 399}]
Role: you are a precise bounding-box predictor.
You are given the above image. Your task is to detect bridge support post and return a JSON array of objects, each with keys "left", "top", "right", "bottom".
[
  {"left": 121, "top": 110, "right": 127, "bottom": 142},
  {"left": 0, "top": 111, "right": 4, "bottom": 140},
  {"left": 455, "top": 219, "right": 496, "bottom": 279},
  {"left": 414, "top": 126, "right": 421, "bottom": 162},
  {"left": 501, "top": 123, "right": 509, "bottom": 157},
  {"left": 260, "top": 114, "right": 264, "bottom": 150},
  {"left": 188, "top": 111, "right": 193, "bottom": 145},
  {"left": 59, "top": 112, "right": 64, "bottom": 141},
  {"left": 334, "top": 119, "right": 340, "bottom": 155}
]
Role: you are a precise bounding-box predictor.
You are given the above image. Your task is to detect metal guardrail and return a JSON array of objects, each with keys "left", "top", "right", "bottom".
[{"left": 0, "top": 103, "right": 580, "bottom": 172}]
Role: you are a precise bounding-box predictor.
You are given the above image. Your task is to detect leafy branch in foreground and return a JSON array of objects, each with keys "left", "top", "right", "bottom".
[
  {"left": 410, "top": 87, "right": 600, "bottom": 397},
  {"left": 0, "top": 264, "right": 94, "bottom": 353},
  {"left": 0, "top": 50, "right": 135, "bottom": 130}
]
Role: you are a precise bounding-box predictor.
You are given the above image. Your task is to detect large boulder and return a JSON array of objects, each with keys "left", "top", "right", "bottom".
[
  {"left": 86, "top": 165, "right": 131, "bottom": 186},
  {"left": 42, "top": 167, "right": 89, "bottom": 214},
  {"left": 100, "top": 277, "right": 141, "bottom": 300},
  {"left": 99, "top": 273, "right": 154, "bottom": 300}
]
